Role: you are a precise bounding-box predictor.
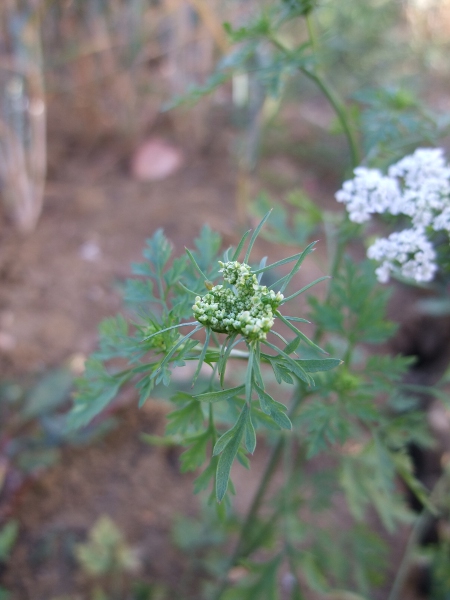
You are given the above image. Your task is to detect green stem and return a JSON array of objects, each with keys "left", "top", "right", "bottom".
[
  {"left": 211, "top": 439, "right": 285, "bottom": 600},
  {"left": 286, "top": 543, "right": 304, "bottom": 599},
  {"left": 387, "top": 471, "right": 448, "bottom": 600},
  {"left": 211, "top": 388, "right": 304, "bottom": 600},
  {"left": 325, "top": 216, "right": 347, "bottom": 281},
  {"left": 209, "top": 403, "right": 217, "bottom": 445},
  {"left": 386, "top": 511, "right": 430, "bottom": 600},
  {"left": 305, "top": 13, "right": 318, "bottom": 58},
  {"left": 269, "top": 36, "right": 359, "bottom": 169},
  {"left": 313, "top": 215, "right": 348, "bottom": 345},
  {"left": 300, "top": 67, "right": 359, "bottom": 168}
]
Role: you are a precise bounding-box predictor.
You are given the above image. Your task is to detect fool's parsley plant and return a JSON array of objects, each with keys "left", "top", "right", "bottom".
[
  {"left": 336, "top": 147, "right": 450, "bottom": 283},
  {"left": 68, "top": 212, "right": 339, "bottom": 504}
]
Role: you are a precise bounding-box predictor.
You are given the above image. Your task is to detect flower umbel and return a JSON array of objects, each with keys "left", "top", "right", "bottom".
[
  {"left": 192, "top": 261, "right": 284, "bottom": 342},
  {"left": 335, "top": 147, "right": 450, "bottom": 283},
  {"left": 366, "top": 227, "right": 437, "bottom": 284}
]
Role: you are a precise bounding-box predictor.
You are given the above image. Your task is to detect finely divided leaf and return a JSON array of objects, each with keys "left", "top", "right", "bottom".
[
  {"left": 278, "top": 241, "right": 317, "bottom": 294},
  {"left": 254, "top": 384, "right": 292, "bottom": 430},
  {"left": 215, "top": 404, "right": 249, "bottom": 501},
  {"left": 192, "top": 328, "right": 211, "bottom": 386},
  {"left": 180, "top": 432, "right": 210, "bottom": 472},
  {"left": 284, "top": 336, "right": 301, "bottom": 355},
  {"left": 194, "top": 459, "right": 217, "bottom": 494},
  {"left": 232, "top": 229, "right": 252, "bottom": 261},
  {"left": 244, "top": 210, "right": 272, "bottom": 263},
  {"left": 143, "top": 229, "right": 172, "bottom": 272},
  {"left": 166, "top": 399, "right": 204, "bottom": 435},
  {"left": 275, "top": 311, "right": 326, "bottom": 354},
  {"left": 185, "top": 248, "right": 208, "bottom": 280},
  {"left": 244, "top": 412, "right": 257, "bottom": 454},
  {"left": 296, "top": 358, "right": 342, "bottom": 373},
  {"left": 213, "top": 425, "right": 241, "bottom": 456},
  {"left": 281, "top": 276, "right": 330, "bottom": 303},
  {"left": 67, "top": 359, "right": 132, "bottom": 430},
  {"left": 151, "top": 326, "right": 202, "bottom": 381},
  {"left": 268, "top": 358, "right": 294, "bottom": 385},
  {"left": 263, "top": 341, "right": 314, "bottom": 386},
  {"left": 218, "top": 332, "right": 238, "bottom": 386},
  {"left": 195, "top": 384, "right": 245, "bottom": 403}
]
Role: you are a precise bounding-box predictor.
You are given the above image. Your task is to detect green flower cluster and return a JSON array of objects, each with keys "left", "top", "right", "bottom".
[
  {"left": 192, "top": 261, "right": 284, "bottom": 342},
  {"left": 142, "top": 322, "right": 169, "bottom": 350}
]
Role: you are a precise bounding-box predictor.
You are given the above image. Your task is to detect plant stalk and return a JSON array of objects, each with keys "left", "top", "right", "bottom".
[
  {"left": 387, "top": 471, "right": 448, "bottom": 600},
  {"left": 211, "top": 388, "right": 304, "bottom": 600},
  {"left": 299, "top": 67, "right": 359, "bottom": 169},
  {"left": 269, "top": 36, "right": 359, "bottom": 169}
]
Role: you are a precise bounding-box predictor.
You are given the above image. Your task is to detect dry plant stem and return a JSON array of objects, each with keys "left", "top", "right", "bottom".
[
  {"left": 211, "top": 388, "right": 304, "bottom": 600},
  {"left": 0, "top": 4, "right": 47, "bottom": 232}
]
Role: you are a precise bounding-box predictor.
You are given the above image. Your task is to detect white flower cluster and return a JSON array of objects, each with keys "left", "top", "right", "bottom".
[
  {"left": 192, "top": 261, "right": 284, "bottom": 342},
  {"left": 335, "top": 147, "right": 450, "bottom": 283},
  {"left": 335, "top": 167, "right": 402, "bottom": 223},
  {"left": 367, "top": 228, "right": 437, "bottom": 283}
]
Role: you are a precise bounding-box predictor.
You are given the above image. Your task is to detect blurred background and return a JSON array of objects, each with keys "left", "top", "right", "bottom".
[{"left": 0, "top": 1, "right": 449, "bottom": 598}]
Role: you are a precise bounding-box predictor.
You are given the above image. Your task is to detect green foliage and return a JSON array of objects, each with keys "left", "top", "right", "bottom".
[
  {"left": 222, "top": 555, "right": 283, "bottom": 600},
  {"left": 252, "top": 191, "right": 322, "bottom": 247},
  {"left": 67, "top": 196, "right": 443, "bottom": 598},
  {"left": 69, "top": 227, "right": 211, "bottom": 429},
  {"left": 339, "top": 441, "right": 413, "bottom": 532},
  {"left": 21, "top": 369, "right": 74, "bottom": 421},
  {"left": 0, "top": 369, "right": 113, "bottom": 479},
  {"left": 63, "top": 2, "right": 450, "bottom": 598},
  {"left": 429, "top": 536, "right": 450, "bottom": 600},
  {"left": 315, "top": 0, "right": 406, "bottom": 89},
  {"left": 69, "top": 214, "right": 339, "bottom": 506},
  {"left": 309, "top": 258, "right": 396, "bottom": 344},
  {"left": 354, "top": 87, "right": 450, "bottom": 166}
]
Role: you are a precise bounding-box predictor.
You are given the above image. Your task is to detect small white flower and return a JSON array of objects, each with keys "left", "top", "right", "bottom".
[
  {"left": 433, "top": 207, "right": 450, "bottom": 232},
  {"left": 335, "top": 147, "right": 450, "bottom": 283},
  {"left": 192, "top": 261, "right": 283, "bottom": 341},
  {"left": 335, "top": 167, "right": 402, "bottom": 223},
  {"left": 388, "top": 148, "right": 450, "bottom": 191},
  {"left": 367, "top": 228, "right": 437, "bottom": 283}
]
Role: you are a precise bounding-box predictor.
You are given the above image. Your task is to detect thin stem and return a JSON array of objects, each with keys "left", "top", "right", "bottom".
[
  {"left": 313, "top": 216, "right": 347, "bottom": 345},
  {"left": 209, "top": 404, "right": 217, "bottom": 445},
  {"left": 324, "top": 215, "right": 347, "bottom": 281},
  {"left": 300, "top": 67, "right": 359, "bottom": 168},
  {"left": 286, "top": 543, "right": 304, "bottom": 599},
  {"left": 211, "top": 387, "right": 304, "bottom": 600},
  {"left": 387, "top": 471, "right": 448, "bottom": 600},
  {"left": 305, "top": 13, "right": 318, "bottom": 57},
  {"left": 269, "top": 36, "right": 359, "bottom": 169},
  {"left": 211, "top": 439, "right": 285, "bottom": 600},
  {"left": 386, "top": 511, "right": 431, "bottom": 600}
]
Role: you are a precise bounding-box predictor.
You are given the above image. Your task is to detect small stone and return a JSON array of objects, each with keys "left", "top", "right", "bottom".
[{"left": 130, "top": 138, "right": 184, "bottom": 181}]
